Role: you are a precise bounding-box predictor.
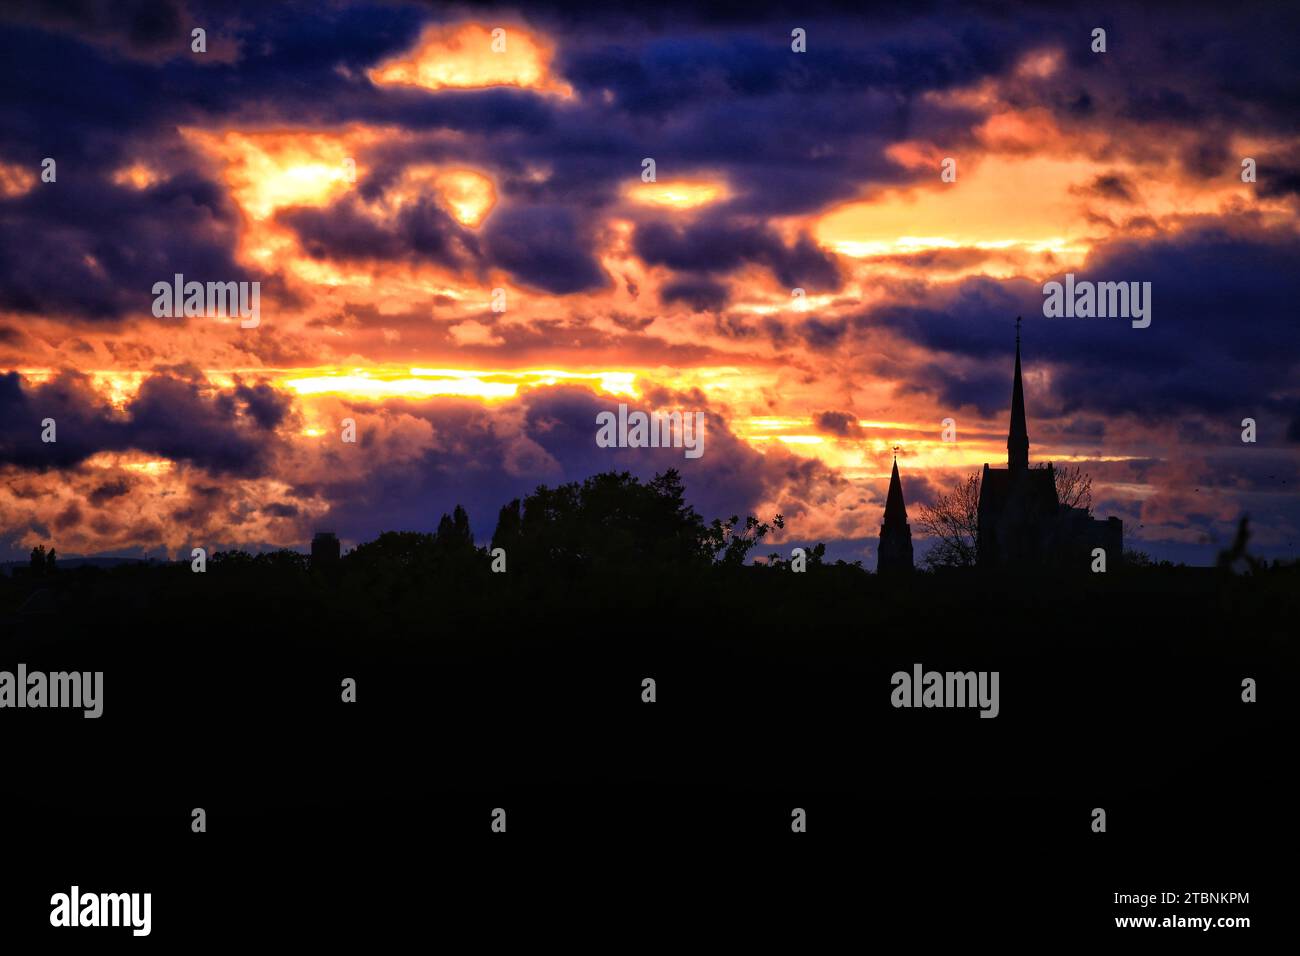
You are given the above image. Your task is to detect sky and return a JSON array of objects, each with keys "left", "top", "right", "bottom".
[{"left": 1, "top": 0, "right": 1298, "bottom": 566}]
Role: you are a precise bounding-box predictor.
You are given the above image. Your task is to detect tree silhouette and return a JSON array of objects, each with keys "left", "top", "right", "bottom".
[
  {"left": 346, "top": 531, "right": 435, "bottom": 567},
  {"left": 18, "top": 545, "right": 60, "bottom": 575},
  {"left": 705, "top": 513, "right": 785, "bottom": 566},
  {"left": 1050, "top": 464, "right": 1093, "bottom": 512},
  {"left": 491, "top": 499, "right": 522, "bottom": 556},
  {"left": 917, "top": 474, "right": 981, "bottom": 568},
  {"left": 487, "top": 469, "right": 781, "bottom": 575},
  {"left": 434, "top": 505, "right": 474, "bottom": 552},
  {"left": 1217, "top": 516, "right": 1264, "bottom": 574}
]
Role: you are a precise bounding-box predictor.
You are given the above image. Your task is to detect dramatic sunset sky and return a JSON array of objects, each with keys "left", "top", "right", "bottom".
[{"left": 2, "top": 0, "right": 1298, "bottom": 566}]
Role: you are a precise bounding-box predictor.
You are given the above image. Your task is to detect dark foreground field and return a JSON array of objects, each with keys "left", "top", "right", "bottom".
[{"left": 1, "top": 560, "right": 1294, "bottom": 940}]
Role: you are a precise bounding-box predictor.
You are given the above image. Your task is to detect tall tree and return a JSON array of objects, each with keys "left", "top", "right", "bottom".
[
  {"left": 451, "top": 505, "right": 472, "bottom": 545},
  {"left": 1052, "top": 464, "right": 1093, "bottom": 513},
  {"left": 917, "top": 474, "right": 980, "bottom": 568},
  {"left": 491, "top": 499, "right": 523, "bottom": 555},
  {"left": 433, "top": 504, "right": 475, "bottom": 553}
]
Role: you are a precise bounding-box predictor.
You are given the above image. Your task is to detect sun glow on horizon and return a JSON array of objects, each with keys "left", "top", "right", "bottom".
[{"left": 278, "top": 367, "right": 641, "bottom": 402}]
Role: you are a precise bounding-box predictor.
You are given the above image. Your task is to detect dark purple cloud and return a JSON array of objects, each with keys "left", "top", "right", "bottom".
[
  {"left": 635, "top": 218, "right": 841, "bottom": 290},
  {"left": 660, "top": 276, "right": 730, "bottom": 312},
  {"left": 813, "top": 411, "right": 862, "bottom": 437},
  {"left": 0, "top": 370, "right": 288, "bottom": 474},
  {"left": 288, "top": 386, "right": 837, "bottom": 549},
  {"left": 484, "top": 205, "right": 608, "bottom": 293},
  {"left": 863, "top": 222, "right": 1300, "bottom": 424},
  {"left": 281, "top": 196, "right": 481, "bottom": 269}
]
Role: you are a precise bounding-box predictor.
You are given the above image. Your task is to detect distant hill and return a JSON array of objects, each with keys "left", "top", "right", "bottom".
[{"left": 0, "top": 556, "right": 169, "bottom": 574}]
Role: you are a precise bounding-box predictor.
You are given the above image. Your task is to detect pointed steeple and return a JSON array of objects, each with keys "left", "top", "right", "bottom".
[
  {"left": 884, "top": 455, "right": 907, "bottom": 525},
  {"left": 1008, "top": 317, "right": 1029, "bottom": 472},
  {"left": 878, "top": 451, "right": 914, "bottom": 573}
]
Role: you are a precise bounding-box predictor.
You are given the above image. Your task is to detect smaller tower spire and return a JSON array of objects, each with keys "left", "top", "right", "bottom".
[{"left": 878, "top": 450, "right": 914, "bottom": 573}]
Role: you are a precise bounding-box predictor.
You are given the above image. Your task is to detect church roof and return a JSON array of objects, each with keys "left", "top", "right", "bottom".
[{"left": 979, "top": 465, "right": 1059, "bottom": 516}]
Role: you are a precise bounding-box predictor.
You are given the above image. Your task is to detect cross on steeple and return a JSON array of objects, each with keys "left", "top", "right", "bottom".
[{"left": 1016, "top": 315, "right": 1022, "bottom": 345}]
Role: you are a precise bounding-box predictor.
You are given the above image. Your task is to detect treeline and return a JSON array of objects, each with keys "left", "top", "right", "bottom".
[{"left": 3, "top": 470, "right": 1296, "bottom": 640}]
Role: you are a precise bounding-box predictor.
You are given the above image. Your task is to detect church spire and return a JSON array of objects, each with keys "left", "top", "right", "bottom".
[
  {"left": 1008, "top": 317, "right": 1029, "bottom": 472},
  {"left": 884, "top": 454, "right": 907, "bottom": 525},
  {"left": 878, "top": 450, "right": 914, "bottom": 573}
]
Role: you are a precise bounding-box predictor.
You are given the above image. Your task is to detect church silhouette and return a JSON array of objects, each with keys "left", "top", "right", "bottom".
[
  {"left": 879, "top": 320, "right": 1122, "bottom": 571},
  {"left": 978, "top": 321, "right": 1123, "bottom": 569}
]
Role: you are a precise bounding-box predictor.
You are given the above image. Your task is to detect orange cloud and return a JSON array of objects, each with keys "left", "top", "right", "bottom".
[
  {"left": 181, "top": 127, "right": 367, "bottom": 221},
  {"left": 175, "top": 126, "right": 508, "bottom": 322},
  {"left": 815, "top": 140, "right": 1268, "bottom": 281},
  {"left": 368, "top": 23, "right": 572, "bottom": 97},
  {"left": 111, "top": 164, "right": 162, "bottom": 190},
  {"left": 0, "top": 161, "right": 36, "bottom": 198},
  {"left": 625, "top": 179, "right": 730, "bottom": 209},
  {"left": 388, "top": 166, "right": 497, "bottom": 226}
]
